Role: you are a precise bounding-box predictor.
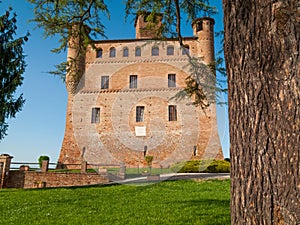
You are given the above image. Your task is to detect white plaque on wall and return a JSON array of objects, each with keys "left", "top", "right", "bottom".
[{"left": 135, "top": 126, "right": 146, "bottom": 136}]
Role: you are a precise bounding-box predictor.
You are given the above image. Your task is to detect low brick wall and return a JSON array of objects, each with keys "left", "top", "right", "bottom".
[{"left": 5, "top": 171, "right": 109, "bottom": 189}]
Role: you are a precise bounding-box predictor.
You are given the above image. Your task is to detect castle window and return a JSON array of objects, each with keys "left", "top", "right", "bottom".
[
  {"left": 168, "top": 105, "right": 177, "bottom": 121},
  {"left": 196, "top": 21, "right": 203, "bottom": 32},
  {"left": 167, "top": 45, "right": 174, "bottom": 55},
  {"left": 182, "top": 45, "right": 190, "bottom": 55},
  {"left": 91, "top": 107, "right": 100, "bottom": 124},
  {"left": 143, "top": 13, "right": 149, "bottom": 22},
  {"left": 151, "top": 46, "right": 159, "bottom": 56},
  {"left": 136, "top": 106, "right": 145, "bottom": 122},
  {"left": 101, "top": 76, "right": 109, "bottom": 89},
  {"left": 129, "top": 75, "right": 138, "bottom": 89},
  {"left": 168, "top": 74, "right": 176, "bottom": 87},
  {"left": 135, "top": 46, "right": 141, "bottom": 57},
  {"left": 123, "top": 47, "right": 129, "bottom": 57},
  {"left": 109, "top": 47, "right": 116, "bottom": 57},
  {"left": 96, "top": 48, "right": 103, "bottom": 58}
]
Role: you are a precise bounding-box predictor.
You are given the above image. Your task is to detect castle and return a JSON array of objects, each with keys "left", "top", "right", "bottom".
[{"left": 58, "top": 13, "right": 223, "bottom": 168}]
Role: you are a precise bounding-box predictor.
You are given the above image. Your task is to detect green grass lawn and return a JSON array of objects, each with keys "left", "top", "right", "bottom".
[{"left": 0, "top": 179, "right": 230, "bottom": 225}]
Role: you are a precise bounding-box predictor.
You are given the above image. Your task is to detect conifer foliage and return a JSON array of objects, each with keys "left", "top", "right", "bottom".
[{"left": 0, "top": 7, "right": 29, "bottom": 141}]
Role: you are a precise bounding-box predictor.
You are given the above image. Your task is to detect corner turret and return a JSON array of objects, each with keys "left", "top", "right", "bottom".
[
  {"left": 192, "top": 17, "right": 215, "bottom": 64},
  {"left": 66, "top": 24, "right": 88, "bottom": 95}
]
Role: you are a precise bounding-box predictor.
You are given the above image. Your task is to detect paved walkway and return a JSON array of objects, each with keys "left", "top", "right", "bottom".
[{"left": 111, "top": 173, "right": 230, "bottom": 185}]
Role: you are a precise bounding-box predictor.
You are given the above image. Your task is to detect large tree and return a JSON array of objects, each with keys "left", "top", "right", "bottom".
[
  {"left": 0, "top": 7, "right": 29, "bottom": 141},
  {"left": 223, "top": 0, "right": 299, "bottom": 224}
]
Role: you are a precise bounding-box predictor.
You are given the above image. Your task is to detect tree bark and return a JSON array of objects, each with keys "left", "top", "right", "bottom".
[{"left": 223, "top": 0, "right": 300, "bottom": 224}]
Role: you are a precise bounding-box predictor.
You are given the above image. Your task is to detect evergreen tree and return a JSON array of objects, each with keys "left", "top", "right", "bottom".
[{"left": 0, "top": 7, "right": 29, "bottom": 141}]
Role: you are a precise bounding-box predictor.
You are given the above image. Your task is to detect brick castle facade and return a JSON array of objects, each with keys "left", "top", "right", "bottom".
[{"left": 58, "top": 13, "right": 223, "bottom": 168}]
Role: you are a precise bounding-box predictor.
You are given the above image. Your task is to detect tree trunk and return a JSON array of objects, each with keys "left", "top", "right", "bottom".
[{"left": 223, "top": 0, "right": 300, "bottom": 224}]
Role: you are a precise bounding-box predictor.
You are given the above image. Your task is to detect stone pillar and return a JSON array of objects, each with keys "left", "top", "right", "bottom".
[
  {"left": 41, "top": 160, "right": 49, "bottom": 173},
  {"left": 0, "top": 154, "right": 13, "bottom": 188}
]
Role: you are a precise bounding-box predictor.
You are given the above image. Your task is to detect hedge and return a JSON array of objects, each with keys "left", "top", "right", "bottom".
[{"left": 171, "top": 160, "right": 230, "bottom": 173}]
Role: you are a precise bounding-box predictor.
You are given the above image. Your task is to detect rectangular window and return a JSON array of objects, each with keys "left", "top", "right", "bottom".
[
  {"left": 129, "top": 75, "right": 138, "bottom": 89},
  {"left": 168, "top": 105, "right": 177, "bottom": 121},
  {"left": 168, "top": 74, "right": 176, "bottom": 87},
  {"left": 91, "top": 107, "right": 100, "bottom": 123},
  {"left": 136, "top": 106, "right": 145, "bottom": 122},
  {"left": 101, "top": 76, "right": 109, "bottom": 89}
]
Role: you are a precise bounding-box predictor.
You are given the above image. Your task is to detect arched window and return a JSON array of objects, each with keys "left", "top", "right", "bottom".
[
  {"left": 135, "top": 46, "right": 141, "bottom": 57},
  {"left": 182, "top": 45, "right": 190, "bottom": 55},
  {"left": 151, "top": 46, "right": 159, "bottom": 56},
  {"left": 96, "top": 48, "right": 103, "bottom": 58},
  {"left": 167, "top": 45, "right": 174, "bottom": 56},
  {"left": 123, "top": 47, "right": 129, "bottom": 57},
  {"left": 109, "top": 47, "right": 116, "bottom": 57}
]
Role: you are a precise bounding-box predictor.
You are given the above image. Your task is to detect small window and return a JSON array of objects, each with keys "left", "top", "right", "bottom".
[
  {"left": 152, "top": 46, "right": 159, "bottom": 56},
  {"left": 167, "top": 46, "right": 174, "bottom": 55},
  {"left": 196, "top": 21, "right": 203, "bottom": 32},
  {"left": 182, "top": 45, "right": 190, "bottom": 55},
  {"left": 143, "top": 14, "right": 149, "bottom": 22},
  {"left": 109, "top": 47, "right": 116, "bottom": 57},
  {"left": 168, "top": 105, "right": 177, "bottom": 121},
  {"left": 91, "top": 108, "right": 100, "bottom": 124},
  {"left": 168, "top": 74, "right": 176, "bottom": 87},
  {"left": 101, "top": 76, "right": 109, "bottom": 89},
  {"left": 136, "top": 106, "right": 145, "bottom": 122},
  {"left": 96, "top": 48, "right": 103, "bottom": 58},
  {"left": 123, "top": 47, "right": 129, "bottom": 57},
  {"left": 135, "top": 46, "right": 141, "bottom": 57},
  {"left": 129, "top": 75, "right": 138, "bottom": 89}
]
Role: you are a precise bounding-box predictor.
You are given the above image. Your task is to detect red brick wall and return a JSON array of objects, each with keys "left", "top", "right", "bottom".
[{"left": 5, "top": 171, "right": 109, "bottom": 189}]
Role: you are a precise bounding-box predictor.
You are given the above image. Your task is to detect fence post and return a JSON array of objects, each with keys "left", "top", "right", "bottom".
[
  {"left": 41, "top": 160, "right": 49, "bottom": 172},
  {"left": 119, "top": 162, "right": 126, "bottom": 179},
  {"left": 81, "top": 161, "right": 87, "bottom": 173}
]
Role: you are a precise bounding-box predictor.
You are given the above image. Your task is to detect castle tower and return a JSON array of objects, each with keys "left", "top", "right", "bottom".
[
  {"left": 58, "top": 25, "right": 88, "bottom": 168},
  {"left": 192, "top": 17, "right": 215, "bottom": 64},
  {"left": 135, "top": 12, "right": 163, "bottom": 39},
  {"left": 65, "top": 24, "right": 87, "bottom": 95}
]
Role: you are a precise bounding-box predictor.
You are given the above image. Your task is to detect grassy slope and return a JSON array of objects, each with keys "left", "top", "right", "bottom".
[{"left": 0, "top": 180, "right": 230, "bottom": 225}]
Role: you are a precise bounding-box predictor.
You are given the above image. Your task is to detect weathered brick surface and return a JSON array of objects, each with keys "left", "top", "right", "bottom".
[
  {"left": 5, "top": 171, "right": 109, "bottom": 189},
  {"left": 59, "top": 17, "right": 223, "bottom": 168}
]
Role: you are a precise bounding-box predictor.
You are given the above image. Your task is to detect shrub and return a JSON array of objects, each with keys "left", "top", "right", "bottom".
[
  {"left": 170, "top": 161, "right": 186, "bottom": 172},
  {"left": 38, "top": 155, "right": 50, "bottom": 168},
  {"left": 204, "top": 160, "right": 230, "bottom": 173},
  {"left": 171, "top": 160, "right": 202, "bottom": 173},
  {"left": 171, "top": 160, "right": 230, "bottom": 173},
  {"left": 145, "top": 155, "right": 154, "bottom": 167}
]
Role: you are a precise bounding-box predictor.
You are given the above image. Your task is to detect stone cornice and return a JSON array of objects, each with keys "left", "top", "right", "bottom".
[
  {"left": 79, "top": 87, "right": 182, "bottom": 94},
  {"left": 87, "top": 57, "right": 204, "bottom": 65}
]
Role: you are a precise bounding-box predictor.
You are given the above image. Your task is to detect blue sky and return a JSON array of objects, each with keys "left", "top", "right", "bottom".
[{"left": 0, "top": 0, "right": 229, "bottom": 162}]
